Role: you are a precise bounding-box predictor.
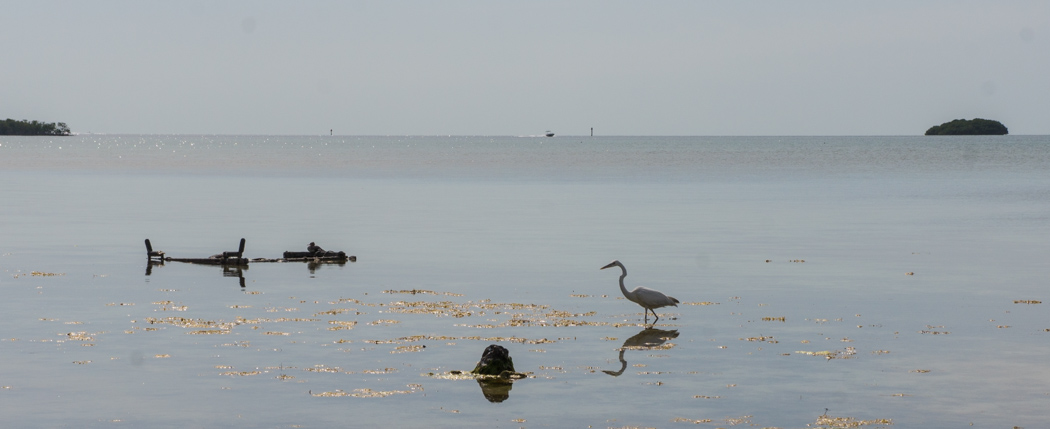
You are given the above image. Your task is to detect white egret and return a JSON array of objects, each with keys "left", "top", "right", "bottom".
[{"left": 600, "top": 260, "right": 679, "bottom": 323}]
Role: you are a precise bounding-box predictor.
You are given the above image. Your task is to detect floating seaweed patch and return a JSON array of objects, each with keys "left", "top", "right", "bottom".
[
  {"left": 155, "top": 354, "right": 170, "bottom": 358},
  {"left": 315, "top": 308, "right": 355, "bottom": 316},
  {"left": 146, "top": 316, "right": 235, "bottom": 331},
  {"left": 742, "top": 336, "right": 777, "bottom": 343},
  {"left": 229, "top": 305, "right": 251, "bottom": 309},
  {"left": 263, "top": 331, "right": 290, "bottom": 336},
  {"left": 220, "top": 371, "right": 261, "bottom": 376},
  {"left": 672, "top": 417, "right": 715, "bottom": 424},
  {"left": 685, "top": 301, "right": 718, "bottom": 306},
  {"left": 310, "top": 385, "right": 422, "bottom": 398},
  {"left": 368, "top": 319, "right": 401, "bottom": 326},
  {"left": 106, "top": 303, "right": 134, "bottom": 306},
  {"left": 796, "top": 347, "right": 857, "bottom": 360},
  {"left": 920, "top": 326, "right": 950, "bottom": 335},
  {"left": 384, "top": 289, "right": 437, "bottom": 295},
  {"left": 327, "top": 320, "right": 357, "bottom": 331},
  {"left": 64, "top": 332, "right": 94, "bottom": 341},
  {"left": 383, "top": 289, "right": 463, "bottom": 297},
  {"left": 397, "top": 334, "right": 458, "bottom": 342},
  {"left": 276, "top": 374, "right": 295, "bottom": 380},
  {"left": 910, "top": 369, "right": 931, "bottom": 373},
  {"left": 1014, "top": 300, "right": 1042, "bottom": 304},
  {"left": 31, "top": 271, "right": 65, "bottom": 277},
  {"left": 188, "top": 329, "right": 229, "bottom": 335},
  {"left": 488, "top": 336, "right": 555, "bottom": 345},
  {"left": 814, "top": 413, "right": 892, "bottom": 428},
  {"left": 762, "top": 316, "right": 786, "bottom": 322},
  {"left": 335, "top": 297, "right": 375, "bottom": 306},
  {"left": 386, "top": 300, "right": 474, "bottom": 318},
  {"left": 693, "top": 395, "right": 720, "bottom": 399},
  {"left": 362, "top": 368, "right": 398, "bottom": 374},
  {"left": 391, "top": 345, "right": 425, "bottom": 354},
  {"left": 73, "top": 360, "right": 91, "bottom": 365},
  {"left": 305, "top": 365, "right": 342, "bottom": 373},
  {"left": 425, "top": 371, "right": 478, "bottom": 381}
]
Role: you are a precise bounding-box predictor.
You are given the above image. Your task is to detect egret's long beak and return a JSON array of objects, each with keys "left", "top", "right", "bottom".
[{"left": 600, "top": 262, "right": 617, "bottom": 270}]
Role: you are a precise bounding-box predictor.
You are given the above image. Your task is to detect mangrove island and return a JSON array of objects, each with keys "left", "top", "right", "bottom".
[
  {"left": 1, "top": 118, "right": 72, "bottom": 136},
  {"left": 925, "top": 118, "right": 1008, "bottom": 136}
]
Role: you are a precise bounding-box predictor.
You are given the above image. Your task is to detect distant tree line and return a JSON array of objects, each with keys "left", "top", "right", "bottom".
[
  {"left": 0, "top": 118, "right": 72, "bottom": 136},
  {"left": 925, "top": 118, "right": 1008, "bottom": 136}
]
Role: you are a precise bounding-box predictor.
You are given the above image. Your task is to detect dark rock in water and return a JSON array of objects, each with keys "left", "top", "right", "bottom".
[{"left": 471, "top": 344, "right": 515, "bottom": 375}]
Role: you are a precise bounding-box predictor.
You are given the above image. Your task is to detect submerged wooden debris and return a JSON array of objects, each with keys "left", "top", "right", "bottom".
[{"left": 144, "top": 238, "right": 356, "bottom": 267}]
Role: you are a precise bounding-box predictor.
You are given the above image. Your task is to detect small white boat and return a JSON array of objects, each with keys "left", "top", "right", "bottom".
[{"left": 545, "top": 131, "right": 554, "bottom": 137}]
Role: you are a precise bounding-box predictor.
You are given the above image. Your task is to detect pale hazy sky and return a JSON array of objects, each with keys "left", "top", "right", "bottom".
[{"left": 3, "top": 1, "right": 1048, "bottom": 135}]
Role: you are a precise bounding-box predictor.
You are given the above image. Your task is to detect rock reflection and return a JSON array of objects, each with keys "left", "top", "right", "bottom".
[
  {"left": 476, "top": 378, "right": 514, "bottom": 403},
  {"left": 602, "top": 328, "right": 679, "bottom": 377}
]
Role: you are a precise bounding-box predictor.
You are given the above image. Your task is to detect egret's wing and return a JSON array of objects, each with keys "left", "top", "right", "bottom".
[{"left": 631, "top": 286, "right": 677, "bottom": 307}]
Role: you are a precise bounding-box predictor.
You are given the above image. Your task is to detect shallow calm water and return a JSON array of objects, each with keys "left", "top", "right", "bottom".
[{"left": 2, "top": 135, "right": 1050, "bottom": 428}]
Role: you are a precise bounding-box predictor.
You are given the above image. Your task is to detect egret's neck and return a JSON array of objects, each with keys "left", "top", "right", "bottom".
[{"left": 617, "top": 266, "right": 629, "bottom": 297}]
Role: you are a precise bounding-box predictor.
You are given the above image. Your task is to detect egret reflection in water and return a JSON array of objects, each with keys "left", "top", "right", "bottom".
[{"left": 602, "top": 327, "right": 680, "bottom": 377}]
